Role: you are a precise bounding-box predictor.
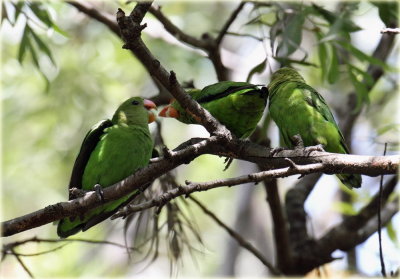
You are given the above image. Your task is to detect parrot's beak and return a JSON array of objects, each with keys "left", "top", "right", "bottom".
[
  {"left": 144, "top": 99, "right": 157, "bottom": 123},
  {"left": 159, "top": 106, "right": 180, "bottom": 118}
]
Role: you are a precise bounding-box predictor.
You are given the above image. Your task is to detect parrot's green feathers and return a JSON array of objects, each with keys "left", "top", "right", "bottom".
[
  {"left": 161, "top": 81, "right": 268, "bottom": 139},
  {"left": 57, "top": 97, "right": 155, "bottom": 238},
  {"left": 268, "top": 67, "right": 362, "bottom": 189}
]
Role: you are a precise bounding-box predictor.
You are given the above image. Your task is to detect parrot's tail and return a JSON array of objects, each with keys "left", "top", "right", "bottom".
[{"left": 337, "top": 173, "right": 362, "bottom": 189}]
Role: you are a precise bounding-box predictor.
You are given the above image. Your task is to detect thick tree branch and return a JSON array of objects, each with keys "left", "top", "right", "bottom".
[
  {"left": 116, "top": 6, "right": 233, "bottom": 139},
  {"left": 291, "top": 175, "right": 398, "bottom": 274},
  {"left": 2, "top": 133, "right": 398, "bottom": 237},
  {"left": 263, "top": 178, "right": 292, "bottom": 270}
]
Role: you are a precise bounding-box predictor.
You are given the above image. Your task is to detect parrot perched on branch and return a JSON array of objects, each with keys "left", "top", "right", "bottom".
[
  {"left": 57, "top": 97, "right": 157, "bottom": 238},
  {"left": 159, "top": 81, "right": 268, "bottom": 139},
  {"left": 267, "top": 67, "right": 362, "bottom": 188}
]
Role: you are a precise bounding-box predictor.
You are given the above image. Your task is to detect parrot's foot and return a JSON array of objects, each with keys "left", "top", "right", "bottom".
[
  {"left": 303, "top": 144, "right": 325, "bottom": 156},
  {"left": 270, "top": 147, "right": 285, "bottom": 156},
  {"left": 292, "top": 134, "right": 304, "bottom": 149},
  {"left": 69, "top": 187, "right": 87, "bottom": 199},
  {"left": 162, "top": 146, "right": 173, "bottom": 159},
  {"left": 94, "top": 184, "right": 105, "bottom": 202}
]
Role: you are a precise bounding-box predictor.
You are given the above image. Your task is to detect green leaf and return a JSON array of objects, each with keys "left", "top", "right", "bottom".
[
  {"left": 311, "top": 3, "right": 336, "bottom": 24},
  {"left": 26, "top": 39, "right": 39, "bottom": 68},
  {"left": 246, "top": 58, "right": 267, "bottom": 82},
  {"left": 18, "top": 24, "right": 30, "bottom": 64},
  {"left": 269, "top": 19, "right": 282, "bottom": 52},
  {"left": 371, "top": 1, "right": 398, "bottom": 27},
  {"left": 348, "top": 65, "right": 369, "bottom": 112},
  {"left": 273, "top": 57, "right": 317, "bottom": 67},
  {"left": 13, "top": 1, "right": 25, "bottom": 25},
  {"left": 30, "top": 29, "right": 56, "bottom": 66},
  {"left": 386, "top": 221, "right": 399, "bottom": 247},
  {"left": 316, "top": 32, "right": 328, "bottom": 80},
  {"left": 341, "top": 41, "right": 389, "bottom": 70},
  {"left": 327, "top": 45, "right": 339, "bottom": 84},
  {"left": 28, "top": 2, "right": 52, "bottom": 27},
  {"left": 277, "top": 12, "right": 305, "bottom": 57},
  {"left": 377, "top": 124, "right": 400, "bottom": 135},
  {"left": 333, "top": 201, "right": 357, "bottom": 216},
  {"left": 348, "top": 64, "right": 374, "bottom": 87}
]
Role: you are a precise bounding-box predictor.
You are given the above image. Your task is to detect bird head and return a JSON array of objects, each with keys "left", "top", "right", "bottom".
[{"left": 112, "top": 97, "right": 157, "bottom": 125}]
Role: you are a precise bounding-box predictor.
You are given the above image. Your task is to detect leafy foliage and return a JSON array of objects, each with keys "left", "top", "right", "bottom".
[{"left": 2, "top": 1, "right": 66, "bottom": 89}]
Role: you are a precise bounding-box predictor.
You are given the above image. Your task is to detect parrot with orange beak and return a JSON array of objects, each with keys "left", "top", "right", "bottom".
[
  {"left": 159, "top": 81, "right": 268, "bottom": 139},
  {"left": 57, "top": 97, "right": 156, "bottom": 237}
]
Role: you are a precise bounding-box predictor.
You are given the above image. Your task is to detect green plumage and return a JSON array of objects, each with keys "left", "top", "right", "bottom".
[
  {"left": 57, "top": 97, "right": 153, "bottom": 237},
  {"left": 166, "top": 81, "right": 268, "bottom": 138},
  {"left": 268, "top": 67, "right": 361, "bottom": 188}
]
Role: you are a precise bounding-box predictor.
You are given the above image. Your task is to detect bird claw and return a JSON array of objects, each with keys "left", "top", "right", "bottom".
[
  {"left": 69, "top": 187, "right": 87, "bottom": 199},
  {"left": 270, "top": 147, "right": 285, "bottom": 156},
  {"left": 292, "top": 134, "right": 304, "bottom": 149},
  {"left": 94, "top": 184, "right": 105, "bottom": 202},
  {"left": 304, "top": 144, "right": 325, "bottom": 156}
]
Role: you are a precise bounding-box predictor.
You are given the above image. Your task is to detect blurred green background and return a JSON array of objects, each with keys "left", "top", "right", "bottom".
[{"left": 1, "top": 1, "right": 399, "bottom": 277}]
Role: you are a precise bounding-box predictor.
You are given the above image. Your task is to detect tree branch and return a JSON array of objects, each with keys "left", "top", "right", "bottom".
[
  {"left": 380, "top": 27, "right": 400, "bottom": 34},
  {"left": 215, "top": 1, "right": 246, "bottom": 45},
  {"left": 148, "top": 4, "right": 231, "bottom": 80},
  {"left": 2, "top": 133, "right": 398, "bottom": 237},
  {"left": 291, "top": 175, "right": 399, "bottom": 274},
  {"left": 112, "top": 154, "right": 398, "bottom": 219},
  {"left": 116, "top": 5, "right": 233, "bottom": 139},
  {"left": 189, "top": 196, "right": 281, "bottom": 275},
  {"left": 67, "top": 1, "right": 119, "bottom": 35}
]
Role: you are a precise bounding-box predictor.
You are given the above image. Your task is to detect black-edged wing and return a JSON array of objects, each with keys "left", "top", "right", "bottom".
[
  {"left": 197, "top": 81, "right": 260, "bottom": 103},
  {"left": 68, "top": 119, "right": 113, "bottom": 199}
]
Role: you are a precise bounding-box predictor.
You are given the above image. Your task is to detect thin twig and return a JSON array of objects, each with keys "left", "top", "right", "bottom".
[
  {"left": 380, "top": 28, "right": 400, "bottom": 34},
  {"left": 216, "top": 1, "right": 246, "bottom": 45},
  {"left": 67, "top": 1, "right": 119, "bottom": 35},
  {"left": 12, "top": 249, "right": 34, "bottom": 278},
  {"left": 189, "top": 196, "right": 281, "bottom": 275},
  {"left": 5, "top": 244, "right": 68, "bottom": 257},
  {"left": 148, "top": 4, "right": 229, "bottom": 80},
  {"left": 2, "top": 236, "right": 138, "bottom": 251},
  {"left": 378, "top": 143, "right": 388, "bottom": 277},
  {"left": 148, "top": 5, "right": 208, "bottom": 49}
]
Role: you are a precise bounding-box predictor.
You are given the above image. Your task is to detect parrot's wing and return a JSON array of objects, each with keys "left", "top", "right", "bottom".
[
  {"left": 302, "top": 84, "right": 350, "bottom": 153},
  {"left": 68, "top": 119, "right": 113, "bottom": 197},
  {"left": 197, "top": 81, "right": 259, "bottom": 103}
]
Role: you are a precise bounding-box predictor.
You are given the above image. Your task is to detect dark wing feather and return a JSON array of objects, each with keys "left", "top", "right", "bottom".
[
  {"left": 197, "top": 81, "right": 258, "bottom": 103},
  {"left": 68, "top": 119, "right": 113, "bottom": 198},
  {"left": 82, "top": 147, "right": 160, "bottom": 232}
]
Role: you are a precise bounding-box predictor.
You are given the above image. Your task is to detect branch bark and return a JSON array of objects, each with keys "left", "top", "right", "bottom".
[{"left": 2, "top": 131, "right": 398, "bottom": 237}]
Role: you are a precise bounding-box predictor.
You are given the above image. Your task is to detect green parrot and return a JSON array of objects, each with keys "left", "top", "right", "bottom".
[
  {"left": 268, "top": 67, "right": 362, "bottom": 188},
  {"left": 57, "top": 97, "right": 157, "bottom": 238},
  {"left": 158, "top": 81, "right": 268, "bottom": 139}
]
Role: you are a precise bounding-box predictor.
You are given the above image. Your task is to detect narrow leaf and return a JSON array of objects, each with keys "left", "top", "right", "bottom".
[
  {"left": 30, "top": 29, "right": 56, "bottom": 66},
  {"left": 246, "top": 58, "right": 267, "bottom": 82},
  {"left": 327, "top": 45, "right": 339, "bottom": 84},
  {"left": 18, "top": 24, "right": 30, "bottom": 64},
  {"left": 274, "top": 57, "right": 317, "bottom": 67}
]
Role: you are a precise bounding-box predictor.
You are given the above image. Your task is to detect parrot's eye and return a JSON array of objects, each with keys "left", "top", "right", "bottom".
[{"left": 131, "top": 100, "right": 139, "bottom": 105}]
